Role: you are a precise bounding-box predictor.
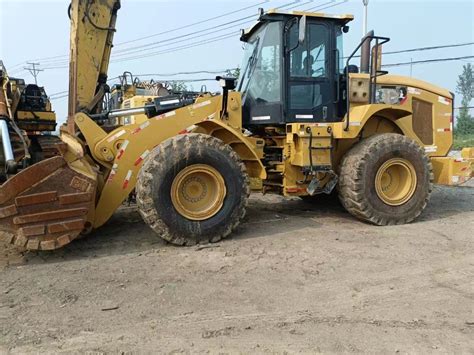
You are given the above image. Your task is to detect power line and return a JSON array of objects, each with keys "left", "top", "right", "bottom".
[
  {"left": 57, "top": 6, "right": 474, "bottom": 69},
  {"left": 115, "top": 0, "right": 270, "bottom": 47},
  {"left": 49, "top": 50, "right": 472, "bottom": 100},
  {"left": 31, "top": 39, "right": 474, "bottom": 73},
  {"left": 92, "top": 0, "right": 344, "bottom": 63},
  {"left": 24, "top": 1, "right": 271, "bottom": 65},
  {"left": 34, "top": 39, "right": 474, "bottom": 69},
  {"left": 14, "top": 0, "right": 318, "bottom": 69},
  {"left": 19, "top": 1, "right": 473, "bottom": 73},
  {"left": 383, "top": 55, "right": 474, "bottom": 68},
  {"left": 42, "top": 31, "right": 240, "bottom": 68},
  {"left": 38, "top": 0, "right": 301, "bottom": 67},
  {"left": 112, "top": 32, "right": 239, "bottom": 63},
  {"left": 8, "top": 69, "right": 27, "bottom": 77},
  {"left": 383, "top": 42, "right": 474, "bottom": 56},
  {"left": 10, "top": 0, "right": 470, "bottom": 70},
  {"left": 14, "top": 0, "right": 289, "bottom": 67},
  {"left": 50, "top": 94, "right": 69, "bottom": 101},
  {"left": 111, "top": 18, "right": 252, "bottom": 57},
  {"left": 349, "top": 42, "right": 474, "bottom": 60},
  {"left": 305, "top": 0, "right": 349, "bottom": 12},
  {"left": 49, "top": 90, "right": 69, "bottom": 97},
  {"left": 12, "top": 1, "right": 348, "bottom": 70},
  {"left": 112, "top": 0, "right": 315, "bottom": 56},
  {"left": 301, "top": 0, "right": 338, "bottom": 12}
]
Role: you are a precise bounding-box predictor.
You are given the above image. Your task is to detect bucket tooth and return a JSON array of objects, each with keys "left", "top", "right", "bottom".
[{"left": 0, "top": 156, "right": 97, "bottom": 250}]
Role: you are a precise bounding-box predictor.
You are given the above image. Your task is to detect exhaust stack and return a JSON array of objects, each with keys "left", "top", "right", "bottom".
[{"left": 360, "top": 30, "right": 374, "bottom": 74}]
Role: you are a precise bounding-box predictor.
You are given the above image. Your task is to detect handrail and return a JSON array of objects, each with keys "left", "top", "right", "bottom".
[{"left": 344, "top": 33, "right": 390, "bottom": 131}]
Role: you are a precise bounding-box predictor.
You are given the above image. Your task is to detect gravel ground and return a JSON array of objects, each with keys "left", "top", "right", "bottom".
[{"left": 0, "top": 184, "right": 473, "bottom": 353}]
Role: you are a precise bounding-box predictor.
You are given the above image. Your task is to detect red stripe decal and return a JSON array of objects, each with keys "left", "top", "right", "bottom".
[
  {"left": 122, "top": 180, "right": 129, "bottom": 189},
  {"left": 122, "top": 170, "right": 133, "bottom": 190},
  {"left": 117, "top": 149, "right": 125, "bottom": 160},
  {"left": 108, "top": 171, "right": 116, "bottom": 181}
]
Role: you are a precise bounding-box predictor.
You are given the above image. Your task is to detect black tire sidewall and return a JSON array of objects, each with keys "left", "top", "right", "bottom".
[
  {"left": 363, "top": 139, "right": 430, "bottom": 221},
  {"left": 151, "top": 139, "right": 246, "bottom": 242}
]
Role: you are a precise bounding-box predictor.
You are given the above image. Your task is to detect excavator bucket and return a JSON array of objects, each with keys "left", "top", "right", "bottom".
[{"left": 0, "top": 156, "right": 97, "bottom": 250}]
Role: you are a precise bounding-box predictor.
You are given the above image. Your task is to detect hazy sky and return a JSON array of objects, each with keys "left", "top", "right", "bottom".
[{"left": 1, "top": 0, "right": 473, "bottom": 124}]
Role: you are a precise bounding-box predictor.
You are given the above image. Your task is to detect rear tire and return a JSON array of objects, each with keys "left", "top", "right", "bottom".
[
  {"left": 338, "top": 133, "right": 433, "bottom": 225},
  {"left": 136, "top": 133, "right": 250, "bottom": 245}
]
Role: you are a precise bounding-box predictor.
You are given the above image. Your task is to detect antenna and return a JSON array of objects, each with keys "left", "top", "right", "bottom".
[{"left": 362, "top": 0, "right": 369, "bottom": 37}]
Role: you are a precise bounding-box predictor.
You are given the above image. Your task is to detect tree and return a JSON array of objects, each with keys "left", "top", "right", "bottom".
[
  {"left": 169, "top": 81, "right": 188, "bottom": 92},
  {"left": 225, "top": 67, "right": 240, "bottom": 80},
  {"left": 455, "top": 63, "right": 474, "bottom": 135}
]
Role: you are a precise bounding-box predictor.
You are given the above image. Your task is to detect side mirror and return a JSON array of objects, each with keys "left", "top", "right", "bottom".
[
  {"left": 298, "top": 15, "right": 307, "bottom": 44},
  {"left": 371, "top": 44, "right": 383, "bottom": 72}
]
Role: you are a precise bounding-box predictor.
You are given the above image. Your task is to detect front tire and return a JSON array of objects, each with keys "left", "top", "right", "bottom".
[
  {"left": 136, "top": 133, "right": 249, "bottom": 245},
  {"left": 338, "top": 134, "right": 433, "bottom": 225}
]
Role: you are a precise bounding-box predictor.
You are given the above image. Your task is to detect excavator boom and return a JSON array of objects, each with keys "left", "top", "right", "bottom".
[{"left": 68, "top": 0, "right": 120, "bottom": 133}]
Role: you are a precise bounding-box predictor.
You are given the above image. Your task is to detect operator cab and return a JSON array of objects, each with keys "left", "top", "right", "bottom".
[{"left": 238, "top": 10, "right": 353, "bottom": 126}]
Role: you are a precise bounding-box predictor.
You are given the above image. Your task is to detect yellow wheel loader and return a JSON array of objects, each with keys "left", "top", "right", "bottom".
[{"left": 0, "top": 1, "right": 472, "bottom": 251}]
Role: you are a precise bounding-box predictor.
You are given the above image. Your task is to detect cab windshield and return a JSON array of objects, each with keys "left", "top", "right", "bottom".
[{"left": 238, "top": 21, "right": 282, "bottom": 104}]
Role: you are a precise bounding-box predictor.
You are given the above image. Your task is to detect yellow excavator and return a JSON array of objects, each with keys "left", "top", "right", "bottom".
[
  {"left": 107, "top": 71, "right": 170, "bottom": 126},
  {"left": 0, "top": 62, "right": 60, "bottom": 183},
  {"left": 0, "top": 0, "right": 472, "bottom": 251}
]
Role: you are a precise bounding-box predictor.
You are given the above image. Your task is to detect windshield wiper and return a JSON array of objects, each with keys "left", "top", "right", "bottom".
[
  {"left": 240, "top": 37, "right": 260, "bottom": 93},
  {"left": 239, "top": 37, "right": 260, "bottom": 92},
  {"left": 248, "top": 38, "right": 260, "bottom": 76}
]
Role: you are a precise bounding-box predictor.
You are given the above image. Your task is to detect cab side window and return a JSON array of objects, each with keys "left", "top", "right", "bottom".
[
  {"left": 289, "top": 23, "right": 328, "bottom": 78},
  {"left": 288, "top": 22, "right": 330, "bottom": 114}
]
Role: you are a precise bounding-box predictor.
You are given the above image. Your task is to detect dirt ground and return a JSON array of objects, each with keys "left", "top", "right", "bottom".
[{"left": 1, "top": 184, "right": 473, "bottom": 353}]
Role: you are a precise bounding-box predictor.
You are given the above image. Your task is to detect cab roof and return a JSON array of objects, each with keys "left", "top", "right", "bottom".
[
  {"left": 267, "top": 9, "right": 354, "bottom": 22},
  {"left": 242, "top": 9, "right": 354, "bottom": 41}
]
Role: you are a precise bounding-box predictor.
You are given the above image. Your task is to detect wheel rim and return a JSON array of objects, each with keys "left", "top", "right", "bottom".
[
  {"left": 375, "top": 158, "right": 417, "bottom": 206},
  {"left": 171, "top": 164, "right": 226, "bottom": 221}
]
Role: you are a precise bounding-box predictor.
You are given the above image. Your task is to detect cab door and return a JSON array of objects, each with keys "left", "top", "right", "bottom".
[{"left": 285, "top": 21, "right": 335, "bottom": 122}]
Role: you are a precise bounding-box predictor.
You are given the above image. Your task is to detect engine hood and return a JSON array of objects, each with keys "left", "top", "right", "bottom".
[{"left": 378, "top": 75, "right": 452, "bottom": 99}]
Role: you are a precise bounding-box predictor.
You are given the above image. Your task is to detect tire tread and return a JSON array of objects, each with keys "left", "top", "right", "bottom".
[{"left": 136, "top": 133, "right": 249, "bottom": 245}]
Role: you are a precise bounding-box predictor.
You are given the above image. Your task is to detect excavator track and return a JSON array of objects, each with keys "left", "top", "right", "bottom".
[
  {"left": 0, "top": 156, "right": 96, "bottom": 250},
  {"left": 35, "top": 135, "right": 67, "bottom": 160},
  {"left": 9, "top": 131, "right": 65, "bottom": 169}
]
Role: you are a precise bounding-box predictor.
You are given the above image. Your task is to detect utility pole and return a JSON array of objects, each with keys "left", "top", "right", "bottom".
[
  {"left": 23, "top": 62, "right": 43, "bottom": 85},
  {"left": 362, "top": 0, "right": 369, "bottom": 37}
]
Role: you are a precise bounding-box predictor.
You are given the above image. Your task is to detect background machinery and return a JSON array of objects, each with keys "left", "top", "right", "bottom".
[
  {"left": 0, "top": 0, "right": 472, "bottom": 251},
  {"left": 0, "top": 61, "right": 60, "bottom": 183},
  {"left": 107, "top": 72, "right": 170, "bottom": 126}
]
